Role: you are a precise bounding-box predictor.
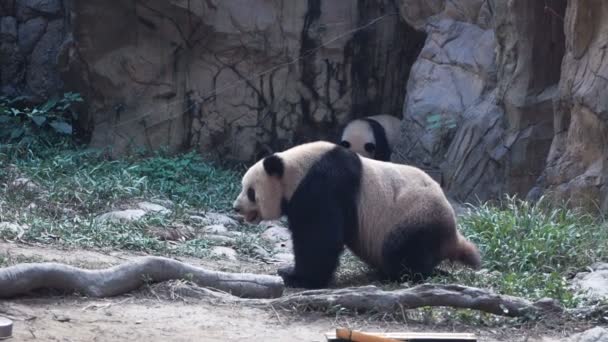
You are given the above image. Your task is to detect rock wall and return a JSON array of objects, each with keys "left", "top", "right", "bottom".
[
  {"left": 0, "top": 0, "right": 68, "bottom": 101},
  {"left": 56, "top": 0, "right": 424, "bottom": 162},
  {"left": 395, "top": 0, "right": 606, "bottom": 212},
  {"left": 540, "top": 0, "right": 608, "bottom": 213}
]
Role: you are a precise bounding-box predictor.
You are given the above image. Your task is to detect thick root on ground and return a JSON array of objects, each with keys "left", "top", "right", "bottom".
[
  {"left": 267, "top": 284, "right": 563, "bottom": 318},
  {"left": 0, "top": 258, "right": 569, "bottom": 318},
  {"left": 0, "top": 256, "right": 284, "bottom": 299}
]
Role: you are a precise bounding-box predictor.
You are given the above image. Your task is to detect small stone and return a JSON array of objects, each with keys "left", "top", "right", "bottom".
[
  {"left": 569, "top": 327, "right": 608, "bottom": 342},
  {"left": 11, "top": 177, "right": 40, "bottom": 193},
  {"left": 190, "top": 213, "right": 238, "bottom": 227},
  {"left": 205, "top": 212, "right": 238, "bottom": 227},
  {"left": 189, "top": 215, "right": 205, "bottom": 222},
  {"left": 204, "top": 234, "right": 236, "bottom": 245},
  {"left": 202, "top": 224, "right": 228, "bottom": 235},
  {"left": 572, "top": 268, "right": 608, "bottom": 300},
  {"left": 261, "top": 226, "right": 291, "bottom": 243},
  {"left": 150, "top": 199, "right": 174, "bottom": 208},
  {"left": 150, "top": 225, "right": 194, "bottom": 241},
  {"left": 54, "top": 315, "right": 70, "bottom": 322},
  {"left": 209, "top": 246, "right": 237, "bottom": 261},
  {"left": 189, "top": 213, "right": 238, "bottom": 227},
  {"left": 137, "top": 201, "right": 170, "bottom": 214},
  {"left": 226, "top": 231, "right": 243, "bottom": 237},
  {"left": 0, "top": 222, "right": 29, "bottom": 238},
  {"left": 96, "top": 209, "right": 147, "bottom": 223},
  {"left": 590, "top": 262, "right": 608, "bottom": 271}
]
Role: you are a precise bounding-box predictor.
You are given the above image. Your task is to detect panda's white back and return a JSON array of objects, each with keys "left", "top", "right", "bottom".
[{"left": 350, "top": 157, "right": 455, "bottom": 268}]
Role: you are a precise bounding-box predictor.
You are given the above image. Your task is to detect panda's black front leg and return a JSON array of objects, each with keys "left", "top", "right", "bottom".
[{"left": 279, "top": 210, "right": 345, "bottom": 289}]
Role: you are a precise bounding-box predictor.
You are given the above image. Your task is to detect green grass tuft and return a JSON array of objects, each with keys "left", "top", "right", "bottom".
[
  {"left": 0, "top": 142, "right": 243, "bottom": 259},
  {"left": 445, "top": 196, "right": 608, "bottom": 307},
  {"left": 1, "top": 143, "right": 241, "bottom": 215}
]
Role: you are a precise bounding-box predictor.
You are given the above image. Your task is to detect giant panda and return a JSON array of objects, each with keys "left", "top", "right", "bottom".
[
  {"left": 340, "top": 114, "right": 401, "bottom": 161},
  {"left": 232, "top": 141, "right": 481, "bottom": 289}
]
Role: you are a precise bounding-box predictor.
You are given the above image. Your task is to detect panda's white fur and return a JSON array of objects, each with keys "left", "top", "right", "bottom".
[
  {"left": 233, "top": 141, "right": 480, "bottom": 288},
  {"left": 340, "top": 114, "right": 401, "bottom": 160},
  {"left": 233, "top": 142, "right": 327, "bottom": 224}
]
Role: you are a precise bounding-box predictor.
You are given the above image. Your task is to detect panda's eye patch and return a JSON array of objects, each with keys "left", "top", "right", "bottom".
[
  {"left": 364, "top": 143, "right": 376, "bottom": 153},
  {"left": 340, "top": 141, "right": 351, "bottom": 148},
  {"left": 247, "top": 187, "right": 256, "bottom": 202}
]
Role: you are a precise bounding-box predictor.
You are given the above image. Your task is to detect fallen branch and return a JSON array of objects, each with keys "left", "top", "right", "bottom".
[
  {"left": 0, "top": 256, "right": 284, "bottom": 299},
  {"left": 267, "top": 284, "right": 563, "bottom": 318}
]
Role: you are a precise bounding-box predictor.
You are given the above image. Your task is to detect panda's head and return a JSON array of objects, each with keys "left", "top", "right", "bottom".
[
  {"left": 232, "top": 155, "right": 285, "bottom": 224},
  {"left": 340, "top": 119, "right": 376, "bottom": 159}
]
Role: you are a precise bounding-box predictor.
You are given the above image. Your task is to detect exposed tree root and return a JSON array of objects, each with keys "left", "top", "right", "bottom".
[
  {"left": 0, "top": 256, "right": 284, "bottom": 299},
  {"left": 264, "top": 284, "right": 564, "bottom": 318},
  {"left": 0, "top": 258, "right": 573, "bottom": 318}
]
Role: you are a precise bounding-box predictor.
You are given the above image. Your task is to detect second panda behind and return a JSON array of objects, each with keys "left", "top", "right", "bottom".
[{"left": 232, "top": 141, "right": 481, "bottom": 289}]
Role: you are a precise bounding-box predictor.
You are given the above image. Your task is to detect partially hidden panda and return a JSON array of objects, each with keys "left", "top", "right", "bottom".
[
  {"left": 340, "top": 114, "right": 401, "bottom": 161},
  {"left": 232, "top": 141, "right": 481, "bottom": 289}
]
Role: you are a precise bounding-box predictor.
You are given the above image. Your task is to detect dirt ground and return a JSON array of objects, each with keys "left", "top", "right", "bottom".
[{"left": 0, "top": 242, "right": 583, "bottom": 341}]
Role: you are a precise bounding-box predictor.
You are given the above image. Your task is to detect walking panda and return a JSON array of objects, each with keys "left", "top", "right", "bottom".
[
  {"left": 232, "top": 141, "right": 481, "bottom": 288},
  {"left": 340, "top": 114, "right": 401, "bottom": 161}
]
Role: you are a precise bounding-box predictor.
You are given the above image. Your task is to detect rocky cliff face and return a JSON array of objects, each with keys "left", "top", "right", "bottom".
[
  {"left": 1, "top": 0, "right": 607, "bottom": 212},
  {"left": 0, "top": 0, "right": 67, "bottom": 101},
  {"left": 393, "top": 0, "right": 606, "bottom": 212},
  {"left": 540, "top": 0, "right": 608, "bottom": 212},
  {"left": 59, "top": 0, "right": 423, "bottom": 162}
]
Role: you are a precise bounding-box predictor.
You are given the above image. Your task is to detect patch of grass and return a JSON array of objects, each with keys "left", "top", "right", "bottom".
[
  {"left": 442, "top": 196, "right": 608, "bottom": 307},
  {"left": 1, "top": 142, "right": 241, "bottom": 216},
  {"left": 0, "top": 142, "right": 244, "bottom": 258}
]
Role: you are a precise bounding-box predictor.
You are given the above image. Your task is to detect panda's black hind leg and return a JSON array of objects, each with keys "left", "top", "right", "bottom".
[{"left": 380, "top": 223, "right": 444, "bottom": 283}]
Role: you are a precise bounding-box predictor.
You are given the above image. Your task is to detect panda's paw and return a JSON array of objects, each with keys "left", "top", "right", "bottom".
[
  {"left": 277, "top": 265, "right": 304, "bottom": 287},
  {"left": 277, "top": 265, "right": 328, "bottom": 289},
  {"left": 277, "top": 264, "right": 295, "bottom": 277}
]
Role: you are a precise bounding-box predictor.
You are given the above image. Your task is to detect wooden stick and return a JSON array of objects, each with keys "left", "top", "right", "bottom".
[{"left": 335, "top": 328, "right": 401, "bottom": 342}]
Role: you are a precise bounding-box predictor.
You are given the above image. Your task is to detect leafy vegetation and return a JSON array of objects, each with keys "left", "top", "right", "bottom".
[
  {"left": 425, "top": 112, "right": 457, "bottom": 131},
  {"left": 439, "top": 196, "right": 608, "bottom": 307},
  {"left": 0, "top": 92, "right": 83, "bottom": 149}
]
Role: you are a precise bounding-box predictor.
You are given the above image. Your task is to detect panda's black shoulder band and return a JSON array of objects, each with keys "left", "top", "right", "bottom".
[{"left": 263, "top": 155, "right": 284, "bottom": 177}]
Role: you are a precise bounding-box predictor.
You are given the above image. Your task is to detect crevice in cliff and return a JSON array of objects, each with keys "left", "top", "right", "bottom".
[
  {"left": 531, "top": 0, "right": 566, "bottom": 93},
  {"left": 523, "top": 0, "right": 567, "bottom": 197},
  {"left": 346, "top": 0, "right": 426, "bottom": 119}
]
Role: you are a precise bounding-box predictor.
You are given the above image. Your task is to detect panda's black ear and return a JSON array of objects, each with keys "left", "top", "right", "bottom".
[{"left": 263, "top": 155, "right": 284, "bottom": 178}]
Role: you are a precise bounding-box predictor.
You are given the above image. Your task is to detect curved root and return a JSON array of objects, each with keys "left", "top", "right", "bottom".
[{"left": 0, "top": 256, "right": 284, "bottom": 299}]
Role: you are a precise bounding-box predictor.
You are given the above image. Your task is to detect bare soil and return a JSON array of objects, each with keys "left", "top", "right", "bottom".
[{"left": 0, "top": 242, "right": 581, "bottom": 341}]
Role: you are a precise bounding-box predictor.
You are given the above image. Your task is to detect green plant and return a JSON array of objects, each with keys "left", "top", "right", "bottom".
[
  {"left": 0, "top": 92, "right": 83, "bottom": 146},
  {"left": 449, "top": 195, "right": 608, "bottom": 306},
  {"left": 425, "top": 112, "right": 457, "bottom": 131}
]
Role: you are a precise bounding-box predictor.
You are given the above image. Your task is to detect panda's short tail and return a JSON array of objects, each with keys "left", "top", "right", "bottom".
[{"left": 448, "top": 234, "right": 482, "bottom": 269}]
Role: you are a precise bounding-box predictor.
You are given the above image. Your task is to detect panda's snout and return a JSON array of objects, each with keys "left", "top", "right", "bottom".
[{"left": 232, "top": 201, "right": 242, "bottom": 213}]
